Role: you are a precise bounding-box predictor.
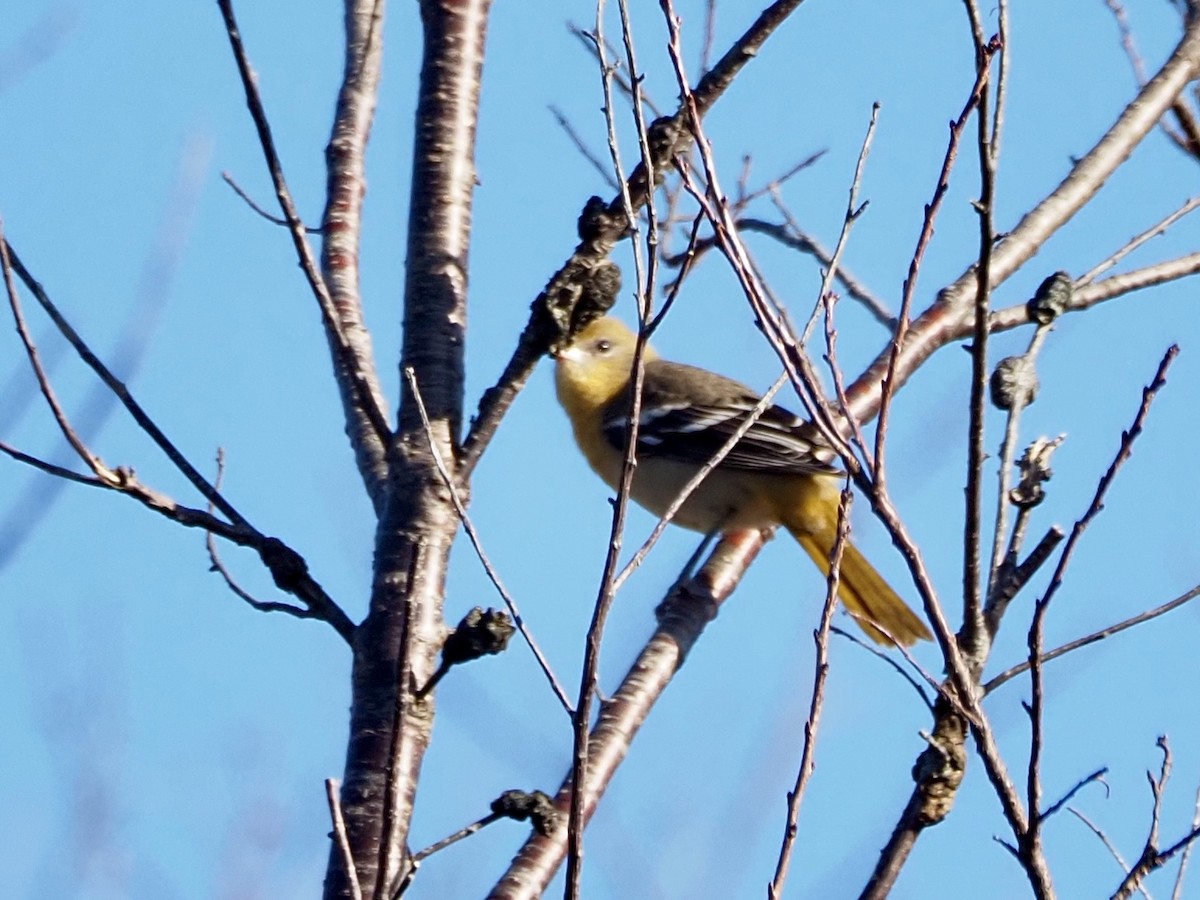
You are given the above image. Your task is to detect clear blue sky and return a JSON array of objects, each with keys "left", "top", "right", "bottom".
[{"left": 3, "top": 2, "right": 1200, "bottom": 898}]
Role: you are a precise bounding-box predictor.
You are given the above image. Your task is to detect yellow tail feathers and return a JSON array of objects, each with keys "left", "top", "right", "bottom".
[{"left": 790, "top": 528, "right": 932, "bottom": 646}]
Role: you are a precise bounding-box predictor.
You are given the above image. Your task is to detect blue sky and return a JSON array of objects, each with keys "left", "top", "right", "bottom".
[{"left": 3, "top": 2, "right": 1200, "bottom": 898}]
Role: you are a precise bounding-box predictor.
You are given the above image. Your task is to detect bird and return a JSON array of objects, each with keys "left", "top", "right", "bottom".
[{"left": 553, "top": 315, "right": 931, "bottom": 646}]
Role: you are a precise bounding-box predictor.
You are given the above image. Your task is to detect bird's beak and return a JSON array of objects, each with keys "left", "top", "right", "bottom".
[
  {"left": 549, "top": 340, "right": 580, "bottom": 362},
  {"left": 550, "top": 342, "right": 581, "bottom": 362}
]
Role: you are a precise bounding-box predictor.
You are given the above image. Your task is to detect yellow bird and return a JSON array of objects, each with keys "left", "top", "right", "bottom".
[{"left": 553, "top": 316, "right": 931, "bottom": 646}]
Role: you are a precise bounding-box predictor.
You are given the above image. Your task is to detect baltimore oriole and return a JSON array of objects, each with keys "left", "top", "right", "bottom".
[{"left": 553, "top": 316, "right": 931, "bottom": 646}]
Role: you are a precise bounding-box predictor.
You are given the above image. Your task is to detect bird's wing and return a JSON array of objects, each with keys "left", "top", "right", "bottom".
[{"left": 599, "top": 360, "right": 842, "bottom": 476}]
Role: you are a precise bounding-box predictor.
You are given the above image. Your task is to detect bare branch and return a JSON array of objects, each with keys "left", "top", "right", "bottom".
[
  {"left": 2, "top": 239, "right": 355, "bottom": 642},
  {"left": 216, "top": 0, "right": 391, "bottom": 509},
  {"left": 801, "top": 104, "right": 879, "bottom": 350},
  {"left": 845, "top": 17, "right": 1200, "bottom": 424},
  {"left": 877, "top": 54, "right": 993, "bottom": 489},
  {"left": 740, "top": 152, "right": 827, "bottom": 207},
  {"left": 830, "top": 626, "right": 935, "bottom": 709},
  {"left": 1171, "top": 784, "right": 1200, "bottom": 900},
  {"left": 413, "top": 812, "right": 502, "bottom": 867},
  {"left": 549, "top": 104, "right": 620, "bottom": 189},
  {"left": 987, "top": 580, "right": 1200, "bottom": 692},
  {"left": 768, "top": 490, "right": 848, "bottom": 899},
  {"left": 960, "top": 25, "right": 1003, "bottom": 674},
  {"left": 1, "top": 223, "right": 108, "bottom": 477},
  {"left": 1023, "top": 346, "right": 1177, "bottom": 895},
  {"left": 3, "top": 239, "right": 247, "bottom": 525},
  {"left": 1112, "top": 738, "right": 1200, "bottom": 900},
  {"left": 1079, "top": 195, "right": 1200, "bottom": 285},
  {"left": 318, "top": 0, "right": 393, "bottom": 509},
  {"left": 325, "top": 779, "right": 364, "bottom": 900},
  {"left": 222, "top": 170, "right": 324, "bottom": 232},
  {"left": 986, "top": 525, "right": 1066, "bottom": 636},
  {"left": 1029, "top": 346, "right": 1178, "bottom": 633},
  {"left": 1070, "top": 807, "right": 1151, "bottom": 900},
  {"left": 0, "top": 441, "right": 102, "bottom": 487},
  {"left": 488, "top": 531, "right": 767, "bottom": 899},
  {"left": 747, "top": 208, "right": 895, "bottom": 327},
  {"left": 403, "top": 368, "right": 572, "bottom": 714},
  {"left": 822, "top": 294, "right": 876, "bottom": 473},
  {"left": 205, "top": 449, "right": 316, "bottom": 620},
  {"left": 1039, "top": 768, "right": 1109, "bottom": 824}
]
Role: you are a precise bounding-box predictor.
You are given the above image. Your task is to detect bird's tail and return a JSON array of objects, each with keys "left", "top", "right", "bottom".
[{"left": 789, "top": 526, "right": 932, "bottom": 646}]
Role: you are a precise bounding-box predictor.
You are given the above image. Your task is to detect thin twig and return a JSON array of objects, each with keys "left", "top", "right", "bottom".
[
  {"left": 990, "top": 0, "right": 1009, "bottom": 162},
  {"left": 565, "top": 6, "right": 662, "bottom": 894},
  {"left": 739, "top": 152, "right": 827, "bottom": 207},
  {"left": 1079, "top": 195, "right": 1200, "bottom": 285},
  {"left": 403, "top": 368, "right": 572, "bottom": 714},
  {"left": 985, "top": 581, "right": 1200, "bottom": 692},
  {"left": 412, "top": 812, "right": 503, "bottom": 864},
  {"left": 216, "top": 0, "right": 391, "bottom": 453},
  {"left": 822, "top": 294, "right": 875, "bottom": 471},
  {"left": 548, "top": 105, "right": 620, "bottom": 190},
  {"left": 800, "top": 104, "right": 879, "bottom": 348},
  {"left": 205, "top": 539, "right": 312, "bottom": 617},
  {"left": 1026, "top": 347, "right": 1177, "bottom": 894},
  {"left": 1029, "top": 346, "right": 1179, "bottom": 633},
  {"left": 326, "top": 779, "right": 364, "bottom": 900},
  {"left": 0, "top": 441, "right": 102, "bottom": 487},
  {"left": 652, "top": 211, "right": 705, "bottom": 325},
  {"left": 1170, "top": 784, "right": 1200, "bottom": 900},
  {"left": 204, "top": 449, "right": 313, "bottom": 619},
  {"left": 961, "top": 27, "right": 1003, "bottom": 670},
  {"left": 1070, "top": 807, "right": 1151, "bottom": 900},
  {"left": 221, "top": 171, "right": 323, "bottom": 232},
  {"left": 877, "top": 55, "right": 993, "bottom": 487},
  {"left": 768, "top": 490, "right": 848, "bottom": 899},
  {"left": 4, "top": 240, "right": 247, "bottom": 525},
  {"left": 665, "top": 181, "right": 897, "bottom": 330},
  {"left": 744, "top": 207, "right": 896, "bottom": 328},
  {"left": 829, "top": 626, "right": 934, "bottom": 709},
  {"left": 568, "top": 22, "right": 664, "bottom": 119},
  {"left": 1110, "top": 738, "right": 1200, "bottom": 900},
  {"left": 3, "top": 240, "right": 355, "bottom": 641},
  {"left": 1151, "top": 737, "right": 1172, "bottom": 852},
  {"left": 1039, "top": 767, "right": 1109, "bottom": 823},
  {"left": 1, "top": 222, "right": 107, "bottom": 477}
]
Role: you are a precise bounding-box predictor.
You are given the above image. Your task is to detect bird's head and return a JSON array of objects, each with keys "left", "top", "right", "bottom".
[{"left": 553, "top": 317, "right": 659, "bottom": 412}]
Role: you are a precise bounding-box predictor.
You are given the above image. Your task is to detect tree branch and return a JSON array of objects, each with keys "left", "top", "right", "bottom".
[{"left": 217, "top": 0, "right": 392, "bottom": 511}]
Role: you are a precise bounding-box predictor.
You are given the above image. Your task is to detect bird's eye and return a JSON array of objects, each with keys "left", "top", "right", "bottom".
[{"left": 595, "top": 339, "right": 613, "bottom": 353}]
